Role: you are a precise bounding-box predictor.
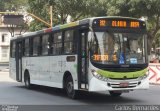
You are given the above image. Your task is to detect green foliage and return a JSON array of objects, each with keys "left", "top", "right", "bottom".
[
  {"left": 106, "top": 0, "right": 160, "bottom": 49},
  {"left": 27, "top": 0, "right": 107, "bottom": 31},
  {"left": 27, "top": 0, "right": 51, "bottom": 30},
  {"left": 7, "top": 0, "right": 159, "bottom": 49},
  {"left": 0, "top": 0, "right": 28, "bottom": 11},
  {"left": 154, "top": 30, "right": 160, "bottom": 48},
  {"left": 0, "top": 0, "right": 5, "bottom": 11}
]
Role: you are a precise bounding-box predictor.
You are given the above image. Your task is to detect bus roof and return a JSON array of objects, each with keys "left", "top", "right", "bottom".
[{"left": 10, "top": 16, "right": 144, "bottom": 40}]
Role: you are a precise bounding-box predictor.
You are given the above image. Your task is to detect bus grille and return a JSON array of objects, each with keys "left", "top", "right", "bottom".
[
  {"left": 109, "top": 77, "right": 138, "bottom": 80},
  {"left": 107, "top": 81, "right": 141, "bottom": 88}
]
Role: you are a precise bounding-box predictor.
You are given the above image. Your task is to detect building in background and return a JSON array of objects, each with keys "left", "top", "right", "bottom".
[
  {"left": 0, "top": 12, "right": 48, "bottom": 63},
  {"left": 0, "top": 25, "right": 10, "bottom": 63},
  {"left": 0, "top": 15, "right": 27, "bottom": 63}
]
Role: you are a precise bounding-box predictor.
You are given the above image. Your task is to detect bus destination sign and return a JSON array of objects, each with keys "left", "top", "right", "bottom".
[{"left": 94, "top": 18, "right": 146, "bottom": 29}]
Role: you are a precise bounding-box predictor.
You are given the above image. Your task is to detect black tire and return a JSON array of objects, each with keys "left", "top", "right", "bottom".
[
  {"left": 24, "top": 72, "right": 32, "bottom": 89},
  {"left": 109, "top": 91, "right": 122, "bottom": 97},
  {"left": 65, "top": 75, "right": 79, "bottom": 99}
]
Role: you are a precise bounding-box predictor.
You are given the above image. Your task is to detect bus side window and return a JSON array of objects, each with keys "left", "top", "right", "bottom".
[
  {"left": 24, "top": 39, "right": 29, "bottom": 57},
  {"left": 49, "top": 33, "right": 54, "bottom": 55},
  {"left": 29, "top": 38, "right": 33, "bottom": 56},
  {"left": 53, "top": 32, "right": 62, "bottom": 55},
  {"left": 42, "top": 34, "right": 49, "bottom": 55},
  {"left": 64, "top": 30, "right": 74, "bottom": 54},
  {"left": 33, "top": 36, "right": 40, "bottom": 56}
]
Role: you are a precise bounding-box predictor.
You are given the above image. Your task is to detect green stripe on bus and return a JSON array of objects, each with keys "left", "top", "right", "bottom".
[
  {"left": 60, "top": 22, "right": 79, "bottom": 29},
  {"left": 97, "top": 68, "right": 147, "bottom": 78},
  {"left": 74, "top": 64, "right": 77, "bottom": 69}
]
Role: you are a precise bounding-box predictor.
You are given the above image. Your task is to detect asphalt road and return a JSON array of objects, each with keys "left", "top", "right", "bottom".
[{"left": 0, "top": 71, "right": 160, "bottom": 111}]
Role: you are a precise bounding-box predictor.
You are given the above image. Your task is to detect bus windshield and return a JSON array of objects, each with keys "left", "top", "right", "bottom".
[{"left": 90, "top": 31, "right": 147, "bottom": 65}]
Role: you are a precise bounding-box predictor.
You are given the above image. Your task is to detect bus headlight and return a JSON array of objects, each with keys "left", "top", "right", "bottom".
[
  {"left": 139, "top": 71, "right": 149, "bottom": 80},
  {"left": 91, "top": 69, "right": 109, "bottom": 81}
]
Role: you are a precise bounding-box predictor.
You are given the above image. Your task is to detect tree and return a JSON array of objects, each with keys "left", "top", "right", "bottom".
[
  {"left": 27, "top": 0, "right": 107, "bottom": 31},
  {"left": 106, "top": 0, "right": 160, "bottom": 51},
  {"left": 0, "top": 0, "right": 5, "bottom": 11},
  {"left": 0, "top": 0, "right": 29, "bottom": 36},
  {"left": 27, "top": 0, "right": 52, "bottom": 30},
  {"left": 0, "top": 0, "right": 28, "bottom": 12}
]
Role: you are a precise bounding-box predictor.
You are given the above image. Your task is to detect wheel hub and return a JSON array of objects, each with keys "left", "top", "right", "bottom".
[{"left": 67, "top": 82, "right": 73, "bottom": 93}]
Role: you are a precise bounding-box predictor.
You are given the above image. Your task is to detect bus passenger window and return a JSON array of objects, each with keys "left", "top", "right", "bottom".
[
  {"left": 52, "top": 32, "right": 62, "bottom": 55},
  {"left": 42, "top": 34, "right": 49, "bottom": 55},
  {"left": 33, "top": 37, "right": 40, "bottom": 56},
  {"left": 64, "top": 30, "right": 74, "bottom": 54},
  {"left": 24, "top": 39, "right": 29, "bottom": 56},
  {"left": 29, "top": 38, "right": 33, "bottom": 56}
]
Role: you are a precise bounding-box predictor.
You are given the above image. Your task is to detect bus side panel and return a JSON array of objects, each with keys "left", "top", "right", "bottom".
[
  {"left": 22, "top": 56, "right": 62, "bottom": 88},
  {"left": 22, "top": 57, "right": 29, "bottom": 83},
  {"left": 24, "top": 55, "right": 78, "bottom": 89},
  {"left": 50, "top": 55, "right": 64, "bottom": 88},
  {"left": 61, "top": 55, "right": 78, "bottom": 90},
  {"left": 38, "top": 56, "right": 50, "bottom": 82},
  {"left": 9, "top": 58, "right": 17, "bottom": 81},
  {"left": 21, "top": 55, "right": 78, "bottom": 89},
  {"left": 26, "top": 57, "right": 40, "bottom": 82},
  {"left": 23, "top": 56, "right": 53, "bottom": 87}
]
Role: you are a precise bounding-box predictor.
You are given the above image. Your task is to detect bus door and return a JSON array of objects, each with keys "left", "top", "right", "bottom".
[
  {"left": 78, "top": 29, "right": 88, "bottom": 89},
  {"left": 15, "top": 41, "right": 22, "bottom": 82}
]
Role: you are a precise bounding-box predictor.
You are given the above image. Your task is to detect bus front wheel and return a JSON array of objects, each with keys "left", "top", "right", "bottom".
[
  {"left": 65, "top": 75, "right": 78, "bottom": 99},
  {"left": 109, "top": 91, "right": 122, "bottom": 97}
]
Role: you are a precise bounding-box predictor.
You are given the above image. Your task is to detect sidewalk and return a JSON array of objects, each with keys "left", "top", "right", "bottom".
[
  {"left": 0, "top": 68, "right": 9, "bottom": 72},
  {"left": 0, "top": 62, "right": 9, "bottom": 72},
  {"left": 0, "top": 71, "right": 16, "bottom": 82}
]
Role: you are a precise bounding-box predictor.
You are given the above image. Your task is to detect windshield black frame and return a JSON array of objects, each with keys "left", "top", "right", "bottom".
[{"left": 89, "top": 30, "right": 148, "bottom": 67}]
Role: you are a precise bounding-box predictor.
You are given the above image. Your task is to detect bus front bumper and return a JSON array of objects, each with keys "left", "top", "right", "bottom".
[{"left": 89, "top": 76, "right": 149, "bottom": 92}]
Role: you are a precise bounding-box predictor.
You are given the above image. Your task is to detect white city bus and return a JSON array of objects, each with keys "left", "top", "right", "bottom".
[{"left": 10, "top": 16, "right": 149, "bottom": 98}]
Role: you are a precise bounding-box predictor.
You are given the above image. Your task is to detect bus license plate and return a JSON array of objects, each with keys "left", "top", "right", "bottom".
[{"left": 120, "top": 82, "right": 129, "bottom": 87}]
